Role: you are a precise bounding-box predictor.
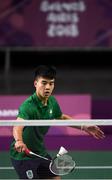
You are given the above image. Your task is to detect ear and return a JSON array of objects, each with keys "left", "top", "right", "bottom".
[{"left": 34, "top": 80, "right": 37, "bottom": 87}]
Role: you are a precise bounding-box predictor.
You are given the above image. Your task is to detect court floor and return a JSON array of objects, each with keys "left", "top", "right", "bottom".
[{"left": 0, "top": 151, "right": 112, "bottom": 179}]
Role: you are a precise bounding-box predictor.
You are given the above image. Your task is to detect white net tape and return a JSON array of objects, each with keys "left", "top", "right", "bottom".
[{"left": 0, "top": 119, "right": 112, "bottom": 126}]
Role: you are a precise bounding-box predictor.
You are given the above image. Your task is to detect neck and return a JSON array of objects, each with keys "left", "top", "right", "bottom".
[{"left": 37, "top": 93, "right": 48, "bottom": 106}]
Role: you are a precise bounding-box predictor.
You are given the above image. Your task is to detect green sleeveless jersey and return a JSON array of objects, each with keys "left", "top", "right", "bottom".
[{"left": 10, "top": 92, "right": 62, "bottom": 160}]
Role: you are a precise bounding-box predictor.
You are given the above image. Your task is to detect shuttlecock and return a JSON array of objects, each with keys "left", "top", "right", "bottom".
[{"left": 57, "top": 146, "right": 68, "bottom": 157}]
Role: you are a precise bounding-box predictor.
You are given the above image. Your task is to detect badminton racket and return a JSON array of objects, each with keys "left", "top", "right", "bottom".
[{"left": 25, "top": 146, "right": 75, "bottom": 176}]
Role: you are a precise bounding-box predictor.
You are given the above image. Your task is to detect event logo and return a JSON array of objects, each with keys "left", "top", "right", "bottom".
[{"left": 40, "top": 0, "right": 86, "bottom": 37}]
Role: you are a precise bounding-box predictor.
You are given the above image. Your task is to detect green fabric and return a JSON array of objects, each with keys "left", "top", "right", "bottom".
[{"left": 10, "top": 92, "right": 62, "bottom": 160}]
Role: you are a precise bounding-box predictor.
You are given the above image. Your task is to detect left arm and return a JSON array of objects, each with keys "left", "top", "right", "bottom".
[
  {"left": 60, "top": 114, "right": 105, "bottom": 139},
  {"left": 61, "top": 114, "right": 81, "bottom": 130}
]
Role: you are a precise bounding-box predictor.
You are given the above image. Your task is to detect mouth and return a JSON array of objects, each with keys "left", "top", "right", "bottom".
[{"left": 44, "top": 91, "right": 50, "bottom": 96}]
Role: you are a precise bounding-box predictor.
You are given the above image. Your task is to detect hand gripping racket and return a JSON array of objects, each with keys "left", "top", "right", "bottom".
[{"left": 25, "top": 146, "right": 76, "bottom": 176}]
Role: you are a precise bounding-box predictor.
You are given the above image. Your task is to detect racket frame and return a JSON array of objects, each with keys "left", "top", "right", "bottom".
[{"left": 25, "top": 148, "right": 75, "bottom": 176}]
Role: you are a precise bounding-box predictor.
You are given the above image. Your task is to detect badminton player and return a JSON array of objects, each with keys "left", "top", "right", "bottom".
[{"left": 10, "top": 65, "right": 105, "bottom": 179}]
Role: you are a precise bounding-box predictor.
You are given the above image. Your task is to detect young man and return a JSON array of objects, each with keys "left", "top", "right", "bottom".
[{"left": 10, "top": 65, "right": 105, "bottom": 179}]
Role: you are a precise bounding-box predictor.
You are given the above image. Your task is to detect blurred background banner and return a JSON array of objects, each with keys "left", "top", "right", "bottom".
[
  {"left": 0, "top": 94, "right": 91, "bottom": 137},
  {"left": 0, "top": 0, "right": 112, "bottom": 47}
]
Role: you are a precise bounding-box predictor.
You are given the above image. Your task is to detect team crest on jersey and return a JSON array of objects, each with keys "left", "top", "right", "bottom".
[{"left": 26, "top": 170, "right": 33, "bottom": 179}]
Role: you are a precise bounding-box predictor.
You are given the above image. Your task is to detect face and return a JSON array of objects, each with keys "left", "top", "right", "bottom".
[{"left": 34, "top": 77, "right": 55, "bottom": 100}]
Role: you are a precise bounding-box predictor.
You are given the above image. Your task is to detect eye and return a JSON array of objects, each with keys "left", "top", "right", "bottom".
[
  {"left": 42, "top": 81, "right": 47, "bottom": 85},
  {"left": 50, "top": 82, "right": 54, "bottom": 86}
]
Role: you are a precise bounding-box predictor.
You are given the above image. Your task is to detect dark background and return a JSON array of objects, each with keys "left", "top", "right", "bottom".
[{"left": 0, "top": 49, "right": 112, "bottom": 99}]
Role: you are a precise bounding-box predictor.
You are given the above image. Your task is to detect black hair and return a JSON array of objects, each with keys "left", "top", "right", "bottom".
[{"left": 34, "top": 65, "right": 56, "bottom": 80}]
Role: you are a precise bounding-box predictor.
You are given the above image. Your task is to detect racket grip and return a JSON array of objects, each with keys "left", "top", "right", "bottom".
[{"left": 25, "top": 148, "right": 31, "bottom": 155}]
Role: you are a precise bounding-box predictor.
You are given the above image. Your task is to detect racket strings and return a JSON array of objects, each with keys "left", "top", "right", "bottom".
[{"left": 50, "top": 154, "right": 75, "bottom": 175}]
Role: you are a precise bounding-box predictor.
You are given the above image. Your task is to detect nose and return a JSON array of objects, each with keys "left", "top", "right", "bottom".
[{"left": 45, "top": 83, "right": 51, "bottom": 90}]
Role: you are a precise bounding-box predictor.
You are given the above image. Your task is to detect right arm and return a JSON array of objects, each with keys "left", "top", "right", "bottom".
[{"left": 13, "top": 117, "right": 27, "bottom": 152}]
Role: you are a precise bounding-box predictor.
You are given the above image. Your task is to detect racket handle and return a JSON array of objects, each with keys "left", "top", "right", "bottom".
[
  {"left": 24, "top": 148, "right": 50, "bottom": 161},
  {"left": 25, "top": 148, "right": 31, "bottom": 155}
]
